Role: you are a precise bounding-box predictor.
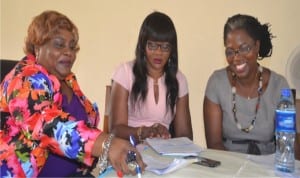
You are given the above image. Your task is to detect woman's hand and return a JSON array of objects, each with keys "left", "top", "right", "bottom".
[
  {"left": 144, "top": 123, "right": 171, "bottom": 139},
  {"left": 108, "top": 137, "right": 147, "bottom": 175}
]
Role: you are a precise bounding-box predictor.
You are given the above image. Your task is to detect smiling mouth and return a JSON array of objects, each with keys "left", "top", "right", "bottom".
[
  {"left": 236, "top": 63, "right": 246, "bottom": 72},
  {"left": 60, "top": 60, "right": 72, "bottom": 68}
]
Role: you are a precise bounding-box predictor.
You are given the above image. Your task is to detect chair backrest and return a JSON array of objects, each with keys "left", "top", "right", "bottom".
[
  {"left": 102, "top": 85, "right": 111, "bottom": 133},
  {"left": 1, "top": 59, "right": 18, "bottom": 82}
]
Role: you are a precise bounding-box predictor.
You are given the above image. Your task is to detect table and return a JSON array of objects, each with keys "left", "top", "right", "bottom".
[{"left": 101, "top": 147, "right": 300, "bottom": 178}]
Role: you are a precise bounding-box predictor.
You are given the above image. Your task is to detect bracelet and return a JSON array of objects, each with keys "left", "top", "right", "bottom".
[
  {"left": 137, "top": 126, "right": 144, "bottom": 143},
  {"left": 97, "top": 133, "right": 114, "bottom": 175}
]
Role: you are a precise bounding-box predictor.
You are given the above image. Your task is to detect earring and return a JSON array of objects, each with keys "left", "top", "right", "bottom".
[{"left": 168, "top": 58, "right": 171, "bottom": 67}]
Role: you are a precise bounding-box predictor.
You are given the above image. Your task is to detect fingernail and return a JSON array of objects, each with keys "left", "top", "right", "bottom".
[{"left": 117, "top": 170, "right": 123, "bottom": 178}]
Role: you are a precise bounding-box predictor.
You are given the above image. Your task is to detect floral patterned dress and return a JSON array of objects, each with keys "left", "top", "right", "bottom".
[{"left": 0, "top": 54, "right": 101, "bottom": 177}]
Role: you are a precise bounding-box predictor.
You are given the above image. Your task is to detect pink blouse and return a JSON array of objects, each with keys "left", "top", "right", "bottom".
[{"left": 112, "top": 61, "right": 188, "bottom": 129}]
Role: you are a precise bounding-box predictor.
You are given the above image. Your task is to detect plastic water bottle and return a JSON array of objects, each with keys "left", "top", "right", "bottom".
[{"left": 275, "top": 88, "right": 296, "bottom": 173}]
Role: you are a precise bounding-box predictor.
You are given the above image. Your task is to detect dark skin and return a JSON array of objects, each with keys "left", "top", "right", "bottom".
[
  {"left": 204, "top": 29, "right": 269, "bottom": 150},
  {"left": 35, "top": 29, "right": 146, "bottom": 174},
  {"left": 110, "top": 40, "right": 193, "bottom": 142},
  {"left": 204, "top": 29, "right": 300, "bottom": 160}
]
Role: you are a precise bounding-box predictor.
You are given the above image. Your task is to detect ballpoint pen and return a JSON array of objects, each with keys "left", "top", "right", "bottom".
[
  {"left": 129, "top": 134, "right": 137, "bottom": 147},
  {"left": 135, "top": 164, "right": 142, "bottom": 178}
]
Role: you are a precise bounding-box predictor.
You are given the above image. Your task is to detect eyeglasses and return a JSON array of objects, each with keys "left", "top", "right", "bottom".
[
  {"left": 225, "top": 43, "right": 254, "bottom": 59},
  {"left": 146, "top": 41, "right": 171, "bottom": 53}
]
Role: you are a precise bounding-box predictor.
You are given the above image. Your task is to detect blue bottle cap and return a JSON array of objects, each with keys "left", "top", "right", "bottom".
[{"left": 281, "top": 88, "right": 291, "bottom": 97}]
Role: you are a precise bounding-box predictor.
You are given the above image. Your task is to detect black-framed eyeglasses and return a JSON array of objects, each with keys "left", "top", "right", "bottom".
[
  {"left": 146, "top": 40, "right": 171, "bottom": 53},
  {"left": 225, "top": 43, "right": 254, "bottom": 59}
]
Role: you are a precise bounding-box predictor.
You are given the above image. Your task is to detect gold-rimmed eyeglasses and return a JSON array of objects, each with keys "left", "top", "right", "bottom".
[{"left": 146, "top": 40, "right": 171, "bottom": 53}]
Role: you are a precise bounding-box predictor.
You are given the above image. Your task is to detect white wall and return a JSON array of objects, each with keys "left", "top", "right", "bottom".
[{"left": 1, "top": 0, "right": 300, "bottom": 147}]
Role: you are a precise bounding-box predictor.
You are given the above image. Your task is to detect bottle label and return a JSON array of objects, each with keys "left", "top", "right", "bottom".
[{"left": 275, "top": 110, "right": 296, "bottom": 132}]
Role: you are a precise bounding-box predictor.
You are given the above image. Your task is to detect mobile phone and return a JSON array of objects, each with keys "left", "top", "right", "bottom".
[{"left": 193, "top": 157, "right": 221, "bottom": 167}]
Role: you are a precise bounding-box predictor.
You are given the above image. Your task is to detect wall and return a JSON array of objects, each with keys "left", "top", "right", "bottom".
[{"left": 1, "top": 0, "right": 300, "bottom": 147}]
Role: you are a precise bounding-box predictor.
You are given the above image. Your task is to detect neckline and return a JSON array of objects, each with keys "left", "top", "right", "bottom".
[
  {"left": 62, "top": 93, "right": 76, "bottom": 105},
  {"left": 148, "top": 74, "right": 165, "bottom": 85},
  {"left": 225, "top": 68, "right": 273, "bottom": 99},
  {"left": 230, "top": 64, "right": 263, "bottom": 133}
]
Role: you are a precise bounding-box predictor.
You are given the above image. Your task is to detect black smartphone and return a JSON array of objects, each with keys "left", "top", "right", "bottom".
[
  {"left": 193, "top": 157, "right": 221, "bottom": 167},
  {"left": 183, "top": 155, "right": 221, "bottom": 167}
]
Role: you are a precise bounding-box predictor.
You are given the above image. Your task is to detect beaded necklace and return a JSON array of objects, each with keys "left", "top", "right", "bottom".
[{"left": 231, "top": 64, "right": 263, "bottom": 133}]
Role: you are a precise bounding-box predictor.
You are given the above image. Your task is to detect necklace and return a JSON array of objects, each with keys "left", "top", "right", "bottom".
[{"left": 231, "top": 64, "right": 263, "bottom": 133}]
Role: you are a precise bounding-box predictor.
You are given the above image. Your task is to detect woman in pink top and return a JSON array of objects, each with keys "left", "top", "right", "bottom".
[{"left": 110, "top": 11, "right": 193, "bottom": 143}]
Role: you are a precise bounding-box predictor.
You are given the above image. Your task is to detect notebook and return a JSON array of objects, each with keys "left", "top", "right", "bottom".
[{"left": 145, "top": 137, "right": 202, "bottom": 156}]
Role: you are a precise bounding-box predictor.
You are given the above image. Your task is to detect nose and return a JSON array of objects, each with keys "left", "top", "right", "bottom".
[
  {"left": 233, "top": 50, "right": 241, "bottom": 57},
  {"left": 232, "top": 51, "right": 243, "bottom": 63},
  {"left": 63, "top": 47, "right": 75, "bottom": 57},
  {"left": 232, "top": 50, "right": 243, "bottom": 61}
]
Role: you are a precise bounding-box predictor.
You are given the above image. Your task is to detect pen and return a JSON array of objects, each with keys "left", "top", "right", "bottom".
[
  {"left": 129, "top": 134, "right": 137, "bottom": 147},
  {"left": 136, "top": 164, "right": 142, "bottom": 178}
]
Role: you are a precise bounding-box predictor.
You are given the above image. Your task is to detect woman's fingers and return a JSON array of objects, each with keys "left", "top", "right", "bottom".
[
  {"left": 151, "top": 123, "right": 170, "bottom": 138},
  {"left": 108, "top": 137, "right": 146, "bottom": 175}
]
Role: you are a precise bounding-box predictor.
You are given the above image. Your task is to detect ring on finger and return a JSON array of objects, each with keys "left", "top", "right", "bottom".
[{"left": 127, "top": 162, "right": 137, "bottom": 172}]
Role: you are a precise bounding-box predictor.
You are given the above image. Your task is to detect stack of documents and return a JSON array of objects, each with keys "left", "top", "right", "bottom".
[
  {"left": 145, "top": 137, "right": 202, "bottom": 156},
  {"left": 137, "top": 137, "right": 202, "bottom": 175},
  {"left": 141, "top": 153, "right": 192, "bottom": 175}
]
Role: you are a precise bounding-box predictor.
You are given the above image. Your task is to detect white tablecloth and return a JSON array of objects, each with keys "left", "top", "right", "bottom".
[{"left": 101, "top": 147, "right": 300, "bottom": 178}]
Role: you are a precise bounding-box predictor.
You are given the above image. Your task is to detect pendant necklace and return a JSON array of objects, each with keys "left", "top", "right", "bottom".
[{"left": 231, "top": 64, "right": 263, "bottom": 133}]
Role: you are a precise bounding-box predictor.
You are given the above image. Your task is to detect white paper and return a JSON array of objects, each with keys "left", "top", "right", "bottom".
[
  {"left": 137, "top": 144, "right": 194, "bottom": 175},
  {"left": 142, "top": 154, "right": 191, "bottom": 175},
  {"left": 145, "top": 137, "right": 202, "bottom": 156}
]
